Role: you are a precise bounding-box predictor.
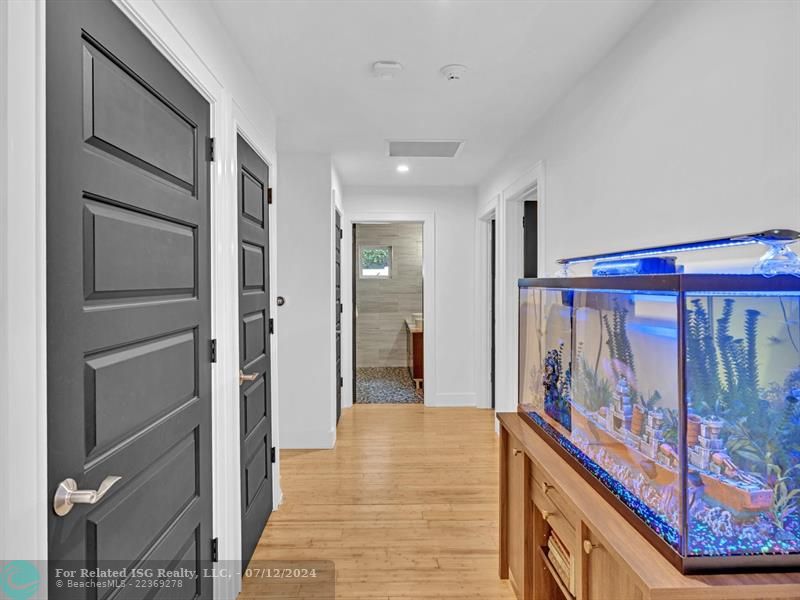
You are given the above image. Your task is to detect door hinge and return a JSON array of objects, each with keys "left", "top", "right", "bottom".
[
  {"left": 267, "top": 187, "right": 273, "bottom": 205},
  {"left": 211, "top": 537, "right": 219, "bottom": 563},
  {"left": 209, "top": 339, "right": 217, "bottom": 363},
  {"left": 339, "top": 376, "right": 344, "bottom": 388},
  {"left": 271, "top": 446, "right": 277, "bottom": 463},
  {"left": 522, "top": 216, "right": 526, "bottom": 229},
  {"left": 269, "top": 318, "right": 274, "bottom": 335},
  {"left": 207, "top": 137, "right": 215, "bottom": 162},
  {"left": 339, "top": 229, "right": 343, "bottom": 240}
]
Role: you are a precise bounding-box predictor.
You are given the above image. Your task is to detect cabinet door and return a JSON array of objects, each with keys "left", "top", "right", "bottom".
[{"left": 583, "top": 530, "right": 644, "bottom": 600}]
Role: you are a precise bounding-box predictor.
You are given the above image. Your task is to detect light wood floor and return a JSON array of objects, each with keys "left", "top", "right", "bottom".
[{"left": 240, "top": 404, "right": 516, "bottom": 600}]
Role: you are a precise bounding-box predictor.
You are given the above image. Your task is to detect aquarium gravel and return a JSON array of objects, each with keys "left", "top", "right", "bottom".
[
  {"left": 529, "top": 411, "right": 682, "bottom": 550},
  {"left": 688, "top": 513, "right": 800, "bottom": 557}
]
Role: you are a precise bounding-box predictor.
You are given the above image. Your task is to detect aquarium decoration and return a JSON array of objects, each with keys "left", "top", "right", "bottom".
[
  {"left": 518, "top": 273, "right": 800, "bottom": 572},
  {"left": 542, "top": 343, "right": 572, "bottom": 431},
  {"left": 554, "top": 228, "right": 800, "bottom": 278}
]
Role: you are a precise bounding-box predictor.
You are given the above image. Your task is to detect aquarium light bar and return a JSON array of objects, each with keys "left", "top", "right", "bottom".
[{"left": 557, "top": 229, "right": 800, "bottom": 266}]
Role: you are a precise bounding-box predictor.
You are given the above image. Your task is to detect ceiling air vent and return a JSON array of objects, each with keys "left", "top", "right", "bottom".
[{"left": 387, "top": 140, "right": 464, "bottom": 158}]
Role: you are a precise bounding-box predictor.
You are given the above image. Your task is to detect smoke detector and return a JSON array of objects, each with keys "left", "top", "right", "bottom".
[
  {"left": 372, "top": 61, "right": 403, "bottom": 80},
  {"left": 440, "top": 64, "right": 468, "bottom": 81}
]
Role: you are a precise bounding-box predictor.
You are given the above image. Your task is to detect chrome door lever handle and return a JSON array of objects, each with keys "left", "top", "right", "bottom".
[
  {"left": 54, "top": 475, "right": 122, "bottom": 516},
  {"left": 239, "top": 370, "right": 258, "bottom": 385}
]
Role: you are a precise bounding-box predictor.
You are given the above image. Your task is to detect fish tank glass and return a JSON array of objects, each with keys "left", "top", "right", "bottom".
[{"left": 518, "top": 274, "right": 800, "bottom": 572}]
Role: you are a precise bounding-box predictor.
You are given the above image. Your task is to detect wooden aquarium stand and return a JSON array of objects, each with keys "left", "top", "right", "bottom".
[{"left": 497, "top": 412, "right": 800, "bottom": 600}]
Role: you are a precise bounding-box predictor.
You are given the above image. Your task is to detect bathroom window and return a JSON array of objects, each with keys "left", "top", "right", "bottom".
[{"left": 360, "top": 245, "right": 392, "bottom": 278}]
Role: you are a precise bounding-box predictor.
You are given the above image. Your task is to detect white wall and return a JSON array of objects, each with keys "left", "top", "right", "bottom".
[
  {"left": 343, "top": 186, "right": 479, "bottom": 408},
  {"left": 277, "top": 152, "right": 337, "bottom": 448},
  {"left": 480, "top": 0, "right": 800, "bottom": 414}
]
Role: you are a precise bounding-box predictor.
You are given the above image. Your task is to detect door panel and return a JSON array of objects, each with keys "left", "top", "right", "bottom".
[
  {"left": 523, "top": 200, "right": 538, "bottom": 278},
  {"left": 83, "top": 200, "right": 196, "bottom": 298},
  {"left": 237, "top": 135, "right": 273, "bottom": 568},
  {"left": 83, "top": 41, "right": 196, "bottom": 188},
  {"left": 46, "top": 0, "right": 212, "bottom": 597},
  {"left": 84, "top": 329, "right": 196, "bottom": 455}
]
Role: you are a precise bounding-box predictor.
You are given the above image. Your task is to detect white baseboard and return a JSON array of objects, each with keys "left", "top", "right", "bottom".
[
  {"left": 279, "top": 426, "right": 336, "bottom": 449},
  {"left": 427, "top": 392, "right": 478, "bottom": 407}
]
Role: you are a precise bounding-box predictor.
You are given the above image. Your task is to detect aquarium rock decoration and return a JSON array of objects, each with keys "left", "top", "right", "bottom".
[{"left": 542, "top": 343, "right": 572, "bottom": 431}]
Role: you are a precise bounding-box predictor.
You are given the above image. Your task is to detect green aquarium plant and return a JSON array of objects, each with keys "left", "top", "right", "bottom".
[
  {"left": 767, "top": 463, "right": 800, "bottom": 529},
  {"left": 599, "top": 299, "right": 662, "bottom": 412}
]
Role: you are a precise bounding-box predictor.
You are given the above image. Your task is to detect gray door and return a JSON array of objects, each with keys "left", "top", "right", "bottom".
[
  {"left": 335, "top": 210, "right": 343, "bottom": 423},
  {"left": 237, "top": 135, "right": 273, "bottom": 568},
  {"left": 46, "top": 0, "right": 213, "bottom": 596}
]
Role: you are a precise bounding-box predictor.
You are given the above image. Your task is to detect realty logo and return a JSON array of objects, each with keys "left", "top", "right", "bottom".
[{"left": 0, "top": 561, "right": 40, "bottom": 600}]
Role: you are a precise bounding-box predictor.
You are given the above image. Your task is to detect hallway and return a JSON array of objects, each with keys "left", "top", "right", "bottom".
[{"left": 242, "top": 405, "right": 514, "bottom": 599}]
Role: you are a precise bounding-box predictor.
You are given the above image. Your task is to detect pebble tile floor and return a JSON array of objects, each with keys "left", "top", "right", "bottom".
[{"left": 356, "top": 367, "right": 422, "bottom": 404}]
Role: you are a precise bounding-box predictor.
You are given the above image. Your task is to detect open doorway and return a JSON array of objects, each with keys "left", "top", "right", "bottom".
[{"left": 352, "top": 222, "right": 424, "bottom": 403}]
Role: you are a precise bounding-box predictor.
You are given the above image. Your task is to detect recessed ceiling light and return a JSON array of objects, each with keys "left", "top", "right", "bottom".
[{"left": 396, "top": 164, "right": 410, "bottom": 173}]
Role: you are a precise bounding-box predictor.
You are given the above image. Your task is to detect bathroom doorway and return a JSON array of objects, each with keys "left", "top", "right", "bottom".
[{"left": 353, "top": 222, "right": 424, "bottom": 403}]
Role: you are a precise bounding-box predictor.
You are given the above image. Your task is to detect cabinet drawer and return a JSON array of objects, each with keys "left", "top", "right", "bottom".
[
  {"left": 533, "top": 487, "right": 575, "bottom": 553},
  {"left": 531, "top": 473, "right": 578, "bottom": 536}
]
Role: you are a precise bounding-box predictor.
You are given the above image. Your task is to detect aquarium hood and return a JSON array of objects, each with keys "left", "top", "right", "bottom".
[{"left": 557, "top": 229, "right": 800, "bottom": 278}]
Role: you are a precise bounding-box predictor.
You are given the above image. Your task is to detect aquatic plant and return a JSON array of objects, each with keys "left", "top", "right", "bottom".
[
  {"left": 576, "top": 356, "right": 613, "bottom": 412},
  {"left": 603, "top": 300, "right": 636, "bottom": 379},
  {"left": 660, "top": 407, "right": 679, "bottom": 447},
  {"left": 685, "top": 298, "right": 764, "bottom": 420},
  {"left": 767, "top": 463, "right": 800, "bottom": 529},
  {"left": 686, "top": 298, "right": 721, "bottom": 412},
  {"left": 641, "top": 390, "right": 662, "bottom": 411}
]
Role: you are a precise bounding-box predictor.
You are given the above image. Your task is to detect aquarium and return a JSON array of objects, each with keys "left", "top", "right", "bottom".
[{"left": 518, "top": 274, "right": 800, "bottom": 572}]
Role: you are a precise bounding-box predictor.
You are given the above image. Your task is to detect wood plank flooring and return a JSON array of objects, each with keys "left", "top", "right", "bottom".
[{"left": 241, "top": 404, "right": 515, "bottom": 599}]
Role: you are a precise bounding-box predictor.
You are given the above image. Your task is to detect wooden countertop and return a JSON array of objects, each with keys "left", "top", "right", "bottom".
[
  {"left": 497, "top": 412, "right": 800, "bottom": 600},
  {"left": 405, "top": 319, "right": 423, "bottom": 333}
]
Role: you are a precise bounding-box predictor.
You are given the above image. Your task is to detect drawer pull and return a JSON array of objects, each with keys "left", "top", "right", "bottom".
[
  {"left": 583, "top": 540, "right": 598, "bottom": 555},
  {"left": 542, "top": 481, "right": 555, "bottom": 494},
  {"left": 512, "top": 448, "right": 522, "bottom": 456}
]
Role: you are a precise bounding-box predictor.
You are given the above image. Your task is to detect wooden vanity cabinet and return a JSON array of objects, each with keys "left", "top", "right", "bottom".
[
  {"left": 498, "top": 412, "right": 800, "bottom": 600},
  {"left": 405, "top": 320, "right": 423, "bottom": 387}
]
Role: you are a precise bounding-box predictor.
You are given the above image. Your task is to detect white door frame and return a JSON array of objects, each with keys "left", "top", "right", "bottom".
[
  {"left": 0, "top": 4, "right": 279, "bottom": 599},
  {"left": 0, "top": 0, "right": 48, "bottom": 565},
  {"left": 342, "top": 211, "right": 435, "bottom": 408},
  {"left": 477, "top": 162, "right": 547, "bottom": 417},
  {"left": 474, "top": 202, "right": 498, "bottom": 409}
]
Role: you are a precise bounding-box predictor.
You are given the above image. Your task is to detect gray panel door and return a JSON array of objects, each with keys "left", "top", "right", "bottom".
[
  {"left": 46, "top": 0, "right": 213, "bottom": 596},
  {"left": 335, "top": 210, "right": 342, "bottom": 423},
  {"left": 237, "top": 135, "right": 273, "bottom": 568}
]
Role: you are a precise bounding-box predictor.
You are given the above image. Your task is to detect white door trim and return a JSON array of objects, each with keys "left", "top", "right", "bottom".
[
  {"left": 474, "top": 201, "right": 498, "bottom": 409},
  {"left": 480, "top": 162, "right": 548, "bottom": 418},
  {"left": 233, "top": 104, "right": 283, "bottom": 516},
  {"left": 0, "top": 0, "right": 48, "bottom": 566},
  {"left": 342, "top": 211, "right": 436, "bottom": 408}
]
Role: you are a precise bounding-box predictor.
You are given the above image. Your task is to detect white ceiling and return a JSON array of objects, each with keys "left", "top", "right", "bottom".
[{"left": 212, "top": 0, "right": 653, "bottom": 187}]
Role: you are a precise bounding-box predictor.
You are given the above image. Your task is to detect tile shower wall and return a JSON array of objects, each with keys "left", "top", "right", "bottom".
[{"left": 356, "top": 223, "right": 423, "bottom": 368}]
